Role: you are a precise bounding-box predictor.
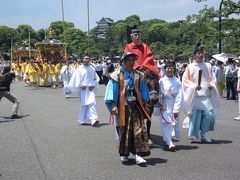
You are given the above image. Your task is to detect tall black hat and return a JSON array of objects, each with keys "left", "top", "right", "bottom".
[
  {"left": 131, "top": 29, "right": 140, "bottom": 34},
  {"left": 194, "top": 42, "right": 203, "bottom": 54},
  {"left": 131, "top": 24, "right": 140, "bottom": 34}
]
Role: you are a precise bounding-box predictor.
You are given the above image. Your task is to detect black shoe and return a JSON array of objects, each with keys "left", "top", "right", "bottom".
[{"left": 11, "top": 114, "right": 21, "bottom": 119}]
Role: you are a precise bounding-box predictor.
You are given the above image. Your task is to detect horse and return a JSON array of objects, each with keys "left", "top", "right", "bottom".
[{"left": 144, "top": 69, "right": 160, "bottom": 144}]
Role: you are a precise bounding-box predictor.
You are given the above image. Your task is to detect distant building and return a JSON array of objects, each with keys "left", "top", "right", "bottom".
[
  {"left": 96, "top": 18, "right": 114, "bottom": 53},
  {"left": 96, "top": 17, "right": 114, "bottom": 33}
]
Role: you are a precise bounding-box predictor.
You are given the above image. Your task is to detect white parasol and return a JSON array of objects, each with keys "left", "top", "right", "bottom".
[{"left": 212, "top": 53, "right": 238, "bottom": 63}]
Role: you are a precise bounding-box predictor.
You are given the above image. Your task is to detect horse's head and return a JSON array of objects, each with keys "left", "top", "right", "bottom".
[{"left": 144, "top": 69, "right": 159, "bottom": 105}]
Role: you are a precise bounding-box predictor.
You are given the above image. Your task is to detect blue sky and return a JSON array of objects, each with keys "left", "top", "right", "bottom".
[{"left": 0, "top": 0, "right": 220, "bottom": 31}]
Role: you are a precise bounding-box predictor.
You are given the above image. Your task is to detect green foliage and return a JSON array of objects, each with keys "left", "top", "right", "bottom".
[
  {"left": 125, "top": 15, "right": 141, "bottom": 28},
  {"left": 60, "top": 27, "right": 85, "bottom": 56},
  {"left": 147, "top": 23, "right": 169, "bottom": 44},
  {"left": 37, "top": 29, "right": 46, "bottom": 41},
  {"left": 110, "top": 21, "right": 127, "bottom": 53},
  {"left": 49, "top": 21, "right": 74, "bottom": 39},
  {"left": 140, "top": 19, "right": 167, "bottom": 43},
  {"left": 0, "top": 26, "right": 20, "bottom": 52},
  {"left": 16, "top": 24, "right": 37, "bottom": 47},
  {"left": 196, "top": 0, "right": 240, "bottom": 17}
]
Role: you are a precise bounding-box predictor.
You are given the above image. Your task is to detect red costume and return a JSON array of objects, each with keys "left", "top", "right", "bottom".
[{"left": 124, "top": 42, "right": 158, "bottom": 71}]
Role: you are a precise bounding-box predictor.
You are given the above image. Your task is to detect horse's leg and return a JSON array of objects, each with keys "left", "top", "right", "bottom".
[
  {"left": 147, "top": 120, "right": 151, "bottom": 139},
  {"left": 146, "top": 106, "right": 154, "bottom": 144}
]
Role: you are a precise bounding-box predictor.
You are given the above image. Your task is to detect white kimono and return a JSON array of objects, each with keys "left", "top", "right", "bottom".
[
  {"left": 60, "top": 65, "right": 74, "bottom": 94},
  {"left": 159, "top": 76, "right": 183, "bottom": 146},
  {"left": 68, "top": 65, "right": 100, "bottom": 124}
]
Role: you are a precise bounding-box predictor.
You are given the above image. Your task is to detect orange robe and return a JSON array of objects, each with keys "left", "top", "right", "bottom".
[{"left": 124, "top": 42, "right": 158, "bottom": 71}]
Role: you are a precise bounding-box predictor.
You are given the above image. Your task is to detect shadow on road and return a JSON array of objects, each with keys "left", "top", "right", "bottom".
[
  {"left": 191, "top": 139, "right": 233, "bottom": 144},
  {"left": 0, "top": 114, "right": 30, "bottom": 123},
  {"left": 147, "top": 158, "right": 168, "bottom": 166},
  {"left": 65, "top": 96, "right": 79, "bottom": 99},
  {"left": 122, "top": 158, "right": 167, "bottom": 167},
  {"left": 150, "top": 134, "right": 165, "bottom": 149},
  {"left": 161, "top": 144, "right": 199, "bottom": 152},
  {"left": 79, "top": 122, "right": 109, "bottom": 127},
  {"left": 175, "top": 145, "right": 199, "bottom": 151},
  {"left": 121, "top": 159, "right": 137, "bottom": 166},
  {"left": 209, "top": 139, "right": 233, "bottom": 144},
  {"left": 150, "top": 134, "right": 199, "bottom": 152},
  {"left": 96, "top": 123, "right": 110, "bottom": 127},
  {"left": 0, "top": 119, "right": 15, "bottom": 123}
]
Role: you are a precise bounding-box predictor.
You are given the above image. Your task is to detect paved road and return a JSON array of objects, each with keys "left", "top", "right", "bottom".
[{"left": 0, "top": 82, "right": 240, "bottom": 180}]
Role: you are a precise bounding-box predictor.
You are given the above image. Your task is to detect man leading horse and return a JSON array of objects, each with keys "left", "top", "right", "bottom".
[{"left": 124, "top": 28, "right": 160, "bottom": 145}]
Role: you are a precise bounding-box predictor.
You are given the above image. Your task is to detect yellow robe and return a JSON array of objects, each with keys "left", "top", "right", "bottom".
[
  {"left": 55, "top": 63, "right": 62, "bottom": 81},
  {"left": 15, "top": 64, "right": 22, "bottom": 73},
  {"left": 48, "top": 64, "right": 55, "bottom": 78},
  {"left": 21, "top": 62, "right": 28, "bottom": 73},
  {"left": 41, "top": 63, "right": 49, "bottom": 85},
  {"left": 26, "top": 63, "right": 39, "bottom": 82}
]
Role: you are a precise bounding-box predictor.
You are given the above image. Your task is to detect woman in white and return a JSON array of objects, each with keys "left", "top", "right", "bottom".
[{"left": 159, "top": 61, "right": 183, "bottom": 151}]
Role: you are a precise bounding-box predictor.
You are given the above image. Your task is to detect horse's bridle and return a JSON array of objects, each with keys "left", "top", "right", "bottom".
[
  {"left": 147, "top": 90, "right": 159, "bottom": 109},
  {"left": 150, "top": 90, "right": 158, "bottom": 95}
]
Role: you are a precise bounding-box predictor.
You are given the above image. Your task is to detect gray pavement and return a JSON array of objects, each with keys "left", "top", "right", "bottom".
[{"left": 0, "top": 81, "right": 240, "bottom": 180}]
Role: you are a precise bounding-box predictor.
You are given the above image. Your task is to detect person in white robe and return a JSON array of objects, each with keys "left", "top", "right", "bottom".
[
  {"left": 234, "top": 58, "right": 240, "bottom": 120},
  {"left": 60, "top": 61, "right": 74, "bottom": 98},
  {"left": 182, "top": 43, "right": 220, "bottom": 143},
  {"left": 159, "top": 61, "right": 183, "bottom": 151},
  {"left": 68, "top": 55, "right": 100, "bottom": 126}
]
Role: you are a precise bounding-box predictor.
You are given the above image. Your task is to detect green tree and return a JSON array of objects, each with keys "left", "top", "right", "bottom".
[
  {"left": 16, "top": 24, "right": 37, "bottom": 47},
  {"left": 110, "top": 21, "right": 128, "bottom": 54},
  {"left": 140, "top": 19, "right": 167, "bottom": 42},
  {"left": 125, "top": 15, "right": 141, "bottom": 28},
  {"left": 60, "top": 28, "right": 86, "bottom": 56},
  {"left": 49, "top": 21, "right": 74, "bottom": 39},
  {"left": 37, "top": 28, "right": 46, "bottom": 41},
  {"left": 0, "top": 26, "right": 20, "bottom": 54},
  {"left": 147, "top": 23, "right": 169, "bottom": 44},
  {"left": 195, "top": 0, "right": 240, "bottom": 16}
]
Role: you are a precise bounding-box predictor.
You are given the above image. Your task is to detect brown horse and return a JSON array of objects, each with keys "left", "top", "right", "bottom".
[{"left": 144, "top": 69, "right": 160, "bottom": 144}]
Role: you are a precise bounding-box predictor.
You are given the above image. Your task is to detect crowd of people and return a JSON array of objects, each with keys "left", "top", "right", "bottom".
[
  {"left": 0, "top": 28, "right": 240, "bottom": 166},
  {"left": 5, "top": 57, "right": 116, "bottom": 89}
]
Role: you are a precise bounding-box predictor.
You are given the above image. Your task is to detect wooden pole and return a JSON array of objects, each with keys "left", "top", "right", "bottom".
[
  {"left": 87, "top": 0, "right": 90, "bottom": 55},
  {"left": 61, "top": 0, "right": 67, "bottom": 61},
  {"left": 219, "top": 0, "right": 224, "bottom": 54},
  {"left": 28, "top": 29, "right": 31, "bottom": 60},
  {"left": 11, "top": 37, "right": 13, "bottom": 62}
]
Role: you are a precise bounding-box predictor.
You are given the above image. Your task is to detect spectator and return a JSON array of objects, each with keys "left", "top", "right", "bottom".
[
  {"left": 95, "top": 61, "right": 103, "bottom": 84},
  {"left": 214, "top": 60, "right": 225, "bottom": 97}
]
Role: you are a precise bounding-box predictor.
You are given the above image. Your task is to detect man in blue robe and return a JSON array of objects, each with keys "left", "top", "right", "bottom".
[{"left": 104, "top": 52, "right": 151, "bottom": 165}]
